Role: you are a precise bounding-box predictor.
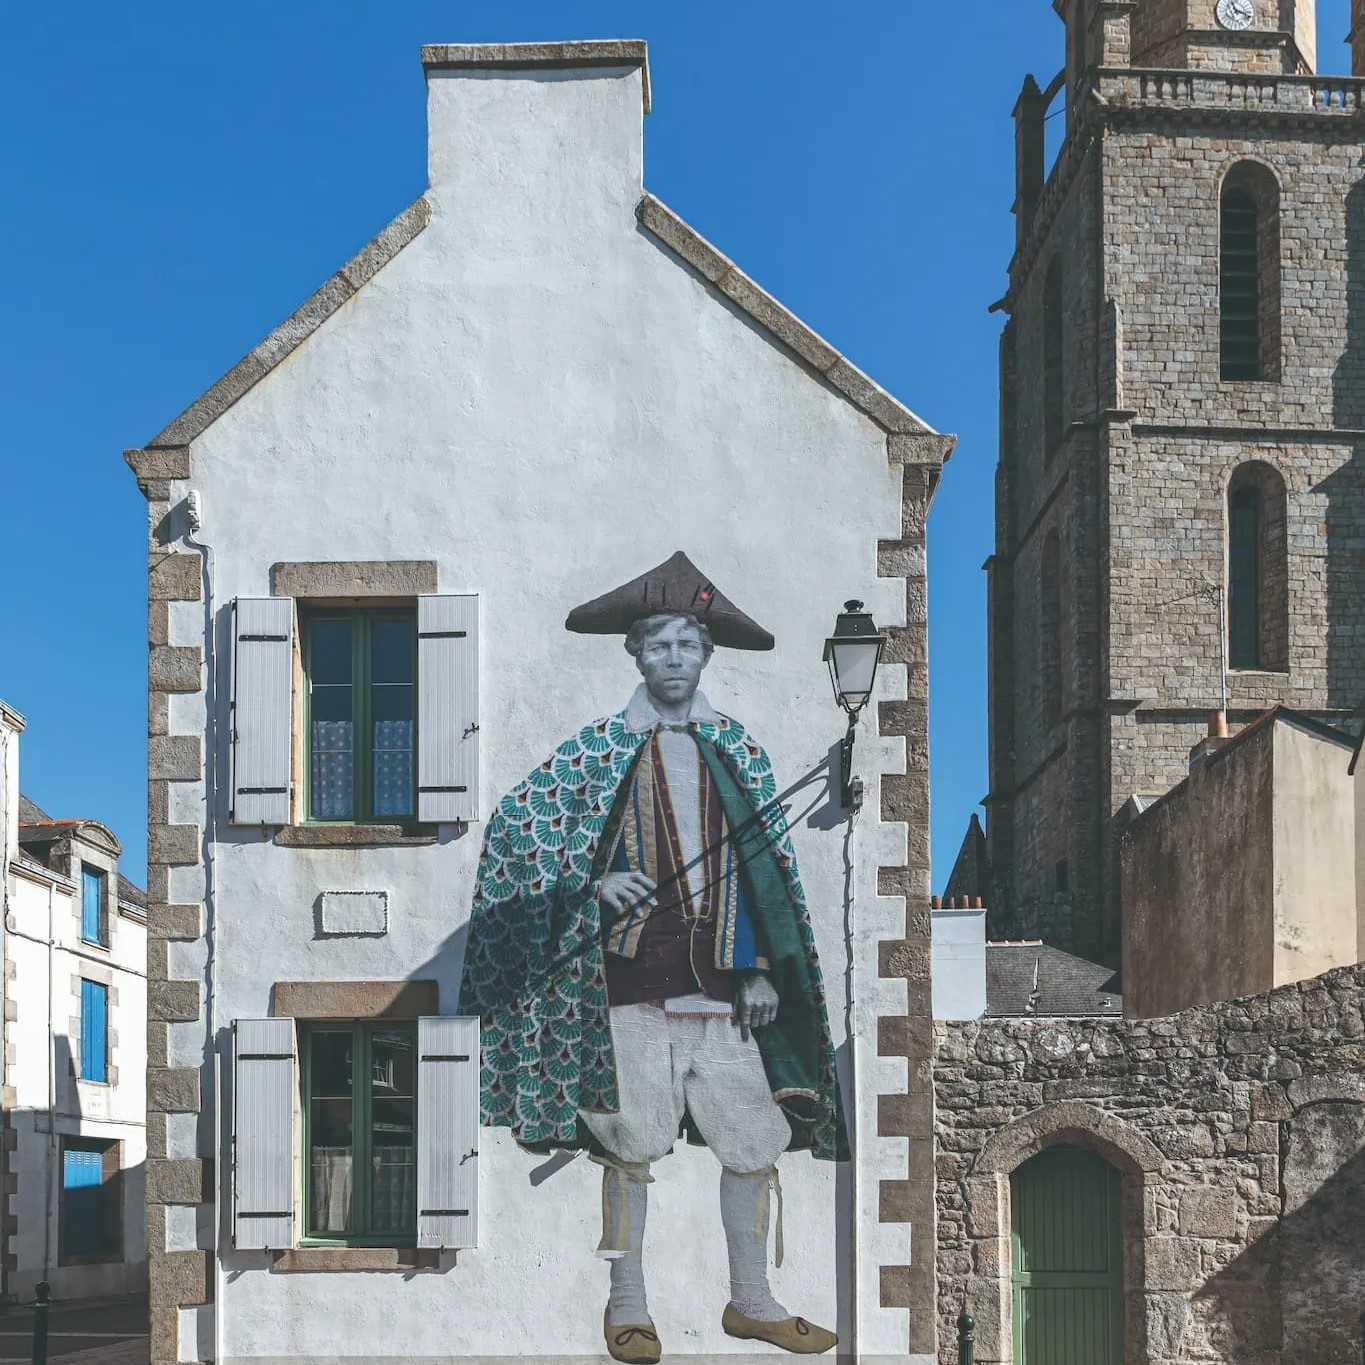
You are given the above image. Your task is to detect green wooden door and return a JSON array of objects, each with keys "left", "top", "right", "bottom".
[{"left": 1011, "top": 1147, "right": 1123, "bottom": 1365}]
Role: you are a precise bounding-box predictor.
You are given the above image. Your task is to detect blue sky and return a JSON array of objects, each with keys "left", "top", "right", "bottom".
[{"left": 3, "top": 1, "right": 1354, "bottom": 886}]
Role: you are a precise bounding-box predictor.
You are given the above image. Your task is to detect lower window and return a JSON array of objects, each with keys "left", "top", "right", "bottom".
[
  {"left": 302, "top": 1022, "right": 417, "bottom": 1243},
  {"left": 59, "top": 1138, "right": 122, "bottom": 1262}
]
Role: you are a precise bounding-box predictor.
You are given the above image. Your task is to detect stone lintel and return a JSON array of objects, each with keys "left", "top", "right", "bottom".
[
  {"left": 272, "top": 979, "right": 439, "bottom": 1019},
  {"left": 272, "top": 560, "right": 438, "bottom": 598}
]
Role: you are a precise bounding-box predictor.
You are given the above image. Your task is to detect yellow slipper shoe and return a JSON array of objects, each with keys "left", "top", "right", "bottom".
[
  {"left": 722, "top": 1304, "right": 838, "bottom": 1354},
  {"left": 604, "top": 1312, "right": 661, "bottom": 1365}
]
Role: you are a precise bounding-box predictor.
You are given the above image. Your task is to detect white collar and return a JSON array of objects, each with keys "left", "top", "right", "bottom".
[{"left": 623, "top": 683, "right": 720, "bottom": 734}]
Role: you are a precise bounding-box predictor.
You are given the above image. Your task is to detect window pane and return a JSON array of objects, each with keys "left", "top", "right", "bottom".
[
  {"left": 369, "top": 1028, "right": 415, "bottom": 1233},
  {"left": 371, "top": 619, "right": 415, "bottom": 819},
  {"left": 81, "top": 867, "right": 103, "bottom": 945},
  {"left": 309, "top": 1032, "right": 355, "bottom": 1237},
  {"left": 310, "top": 620, "right": 353, "bottom": 684},
  {"left": 370, "top": 618, "right": 414, "bottom": 685},
  {"left": 310, "top": 619, "right": 355, "bottom": 820}
]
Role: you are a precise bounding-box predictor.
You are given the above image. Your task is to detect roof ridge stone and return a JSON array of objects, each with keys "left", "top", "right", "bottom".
[
  {"left": 129, "top": 195, "right": 432, "bottom": 465},
  {"left": 636, "top": 193, "right": 955, "bottom": 456}
]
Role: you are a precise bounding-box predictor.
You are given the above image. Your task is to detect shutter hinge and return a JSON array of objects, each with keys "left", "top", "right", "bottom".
[{"left": 418, "top": 631, "right": 467, "bottom": 639}]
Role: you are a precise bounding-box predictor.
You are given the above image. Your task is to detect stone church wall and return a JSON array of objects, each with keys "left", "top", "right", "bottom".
[{"left": 934, "top": 962, "right": 1365, "bottom": 1364}]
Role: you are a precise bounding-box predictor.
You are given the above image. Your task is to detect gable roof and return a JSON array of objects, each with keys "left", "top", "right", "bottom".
[
  {"left": 986, "top": 942, "right": 1123, "bottom": 1018},
  {"left": 127, "top": 54, "right": 954, "bottom": 488},
  {"left": 16, "top": 792, "right": 145, "bottom": 906}
]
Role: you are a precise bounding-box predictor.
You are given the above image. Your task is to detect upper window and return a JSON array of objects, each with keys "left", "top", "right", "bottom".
[
  {"left": 1227, "top": 461, "right": 1289, "bottom": 672},
  {"left": 79, "top": 979, "right": 108, "bottom": 1084},
  {"left": 1043, "top": 257, "right": 1065, "bottom": 458},
  {"left": 304, "top": 610, "right": 416, "bottom": 822},
  {"left": 302, "top": 1022, "right": 417, "bottom": 1244},
  {"left": 1220, "top": 163, "right": 1281, "bottom": 382},
  {"left": 80, "top": 866, "right": 106, "bottom": 947}
]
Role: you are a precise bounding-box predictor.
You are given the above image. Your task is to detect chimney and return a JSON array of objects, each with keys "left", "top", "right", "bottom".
[
  {"left": 1352, "top": 2, "right": 1365, "bottom": 77},
  {"left": 421, "top": 42, "right": 649, "bottom": 220},
  {"left": 1188, "top": 709, "right": 1231, "bottom": 770}
]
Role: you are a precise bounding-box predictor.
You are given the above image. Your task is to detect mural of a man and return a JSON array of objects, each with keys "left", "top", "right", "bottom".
[{"left": 459, "top": 552, "right": 847, "bottom": 1362}]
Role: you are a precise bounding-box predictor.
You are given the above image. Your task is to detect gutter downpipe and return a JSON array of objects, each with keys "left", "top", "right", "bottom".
[{"left": 184, "top": 495, "right": 222, "bottom": 1365}]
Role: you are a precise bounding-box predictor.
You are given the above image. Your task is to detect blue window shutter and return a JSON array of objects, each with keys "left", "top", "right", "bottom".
[
  {"left": 81, "top": 981, "right": 108, "bottom": 1083},
  {"left": 81, "top": 868, "right": 103, "bottom": 944}
]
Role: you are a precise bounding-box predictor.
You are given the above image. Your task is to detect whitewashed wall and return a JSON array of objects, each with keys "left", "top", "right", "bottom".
[
  {"left": 4, "top": 821, "right": 147, "bottom": 1299},
  {"left": 166, "top": 56, "right": 918, "bottom": 1364}
]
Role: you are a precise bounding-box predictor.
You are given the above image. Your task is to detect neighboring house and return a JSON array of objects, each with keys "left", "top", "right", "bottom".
[
  {"left": 1121, "top": 707, "right": 1360, "bottom": 1017},
  {"left": 125, "top": 42, "right": 953, "bottom": 1365},
  {"left": 0, "top": 700, "right": 148, "bottom": 1304}
]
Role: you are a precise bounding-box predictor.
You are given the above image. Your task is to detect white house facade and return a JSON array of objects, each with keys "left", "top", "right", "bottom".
[
  {"left": 126, "top": 43, "right": 951, "bottom": 1365},
  {"left": 0, "top": 700, "right": 148, "bottom": 1304}
]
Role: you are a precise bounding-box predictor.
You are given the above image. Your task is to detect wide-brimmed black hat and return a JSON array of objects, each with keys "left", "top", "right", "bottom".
[{"left": 564, "top": 551, "right": 775, "bottom": 650}]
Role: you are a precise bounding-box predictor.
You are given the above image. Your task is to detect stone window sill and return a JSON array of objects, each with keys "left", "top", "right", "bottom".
[
  {"left": 274, "top": 824, "right": 439, "bottom": 848},
  {"left": 271, "top": 1247, "right": 446, "bottom": 1272}
]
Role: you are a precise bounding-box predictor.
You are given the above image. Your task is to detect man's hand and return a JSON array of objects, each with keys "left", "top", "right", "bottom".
[
  {"left": 734, "top": 971, "right": 779, "bottom": 1041},
  {"left": 599, "top": 870, "right": 657, "bottom": 917}
]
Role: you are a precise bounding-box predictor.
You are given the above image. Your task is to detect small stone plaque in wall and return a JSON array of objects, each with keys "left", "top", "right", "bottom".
[{"left": 318, "top": 890, "right": 390, "bottom": 937}]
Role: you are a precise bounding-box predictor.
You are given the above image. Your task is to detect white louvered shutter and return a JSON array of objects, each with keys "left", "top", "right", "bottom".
[
  {"left": 230, "top": 597, "right": 294, "bottom": 825},
  {"left": 232, "top": 1018, "right": 295, "bottom": 1250},
  {"left": 417, "top": 595, "right": 479, "bottom": 823},
  {"left": 416, "top": 1016, "right": 480, "bottom": 1249}
]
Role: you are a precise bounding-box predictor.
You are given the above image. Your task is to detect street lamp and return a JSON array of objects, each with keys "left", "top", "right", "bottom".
[{"left": 822, "top": 600, "right": 887, "bottom": 810}]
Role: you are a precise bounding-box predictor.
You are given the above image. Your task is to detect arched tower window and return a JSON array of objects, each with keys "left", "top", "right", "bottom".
[
  {"left": 1227, "top": 461, "right": 1288, "bottom": 672},
  {"left": 1040, "top": 531, "right": 1062, "bottom": 728},
  {"left": 1220, "top": 163, "right": 1281, "bottom": 382},
  {"left": 1043, "top": 258, "right": 1065, "bottom": 458}
]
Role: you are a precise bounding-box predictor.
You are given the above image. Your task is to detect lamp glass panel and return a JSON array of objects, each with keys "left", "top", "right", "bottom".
[{"left": 831, "top": 639, "right": 881, "bottom": 707}]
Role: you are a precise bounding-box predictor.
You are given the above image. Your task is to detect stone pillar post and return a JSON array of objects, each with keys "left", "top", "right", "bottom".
[{"left": 1013, "top": 75, "right": 1045, "bottom": 251}]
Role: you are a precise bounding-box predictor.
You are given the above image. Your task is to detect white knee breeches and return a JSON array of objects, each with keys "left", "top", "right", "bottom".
[{"left": 580, "top": 1002, "right": 792, "bottom": 1173}]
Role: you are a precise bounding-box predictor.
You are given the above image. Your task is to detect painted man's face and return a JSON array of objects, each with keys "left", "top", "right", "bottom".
[{"left": 636, "top": 617, "right": 709, "bottom": 708}]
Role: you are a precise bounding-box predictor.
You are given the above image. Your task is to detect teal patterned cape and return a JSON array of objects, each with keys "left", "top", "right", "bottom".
[{"left": 458, "top": 707, "right": 849, "bottom": 1162}]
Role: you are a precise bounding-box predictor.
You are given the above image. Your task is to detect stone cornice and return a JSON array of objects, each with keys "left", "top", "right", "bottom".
[
  {"left": 421, "top": 41, "right": 651, "bottom": 114},
  {"left": 125, "top": 195, "right": 432, "bottom": 490},
  {"left": 636, "top": 193, "right": 954, "bottom": 456}
]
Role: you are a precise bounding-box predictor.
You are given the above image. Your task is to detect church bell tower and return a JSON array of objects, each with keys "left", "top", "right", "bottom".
[{"left": 981, "top": 0, "right": 1365, "bottom": 964}]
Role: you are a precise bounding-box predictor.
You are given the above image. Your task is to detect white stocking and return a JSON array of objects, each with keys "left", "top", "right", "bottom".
[
  {"left": 720, "top": 1167, "right": 789, "bottom": 1322},
  {"left": 599, "top": 1164, "right": 652, "bottom": 1327}
]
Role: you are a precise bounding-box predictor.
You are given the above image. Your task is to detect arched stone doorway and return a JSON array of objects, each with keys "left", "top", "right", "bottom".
[
  {"left": 1010, "top": 1147, "right": 1123, "bottom": 1364},
  {"left": 961, "top": 1102, "right": 1160, "bottom": 1363}
]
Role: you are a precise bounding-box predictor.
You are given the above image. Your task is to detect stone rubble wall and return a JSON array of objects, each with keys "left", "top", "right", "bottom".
[{"left": 934, "top": 961, "right": 1365, "bottom": 1364}]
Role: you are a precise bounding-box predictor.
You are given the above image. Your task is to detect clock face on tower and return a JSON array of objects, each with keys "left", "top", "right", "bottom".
[{"left": 1215, "top": 0, "right": 1255, "bottom": 29}]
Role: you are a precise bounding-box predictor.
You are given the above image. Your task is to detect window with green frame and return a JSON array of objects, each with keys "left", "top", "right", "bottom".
[
  {"left": 304, "top": 610, "right": 416, "bottom": 822},
  {"left": 302, "top": 1022, "right": 417, "bottom": 1244}
]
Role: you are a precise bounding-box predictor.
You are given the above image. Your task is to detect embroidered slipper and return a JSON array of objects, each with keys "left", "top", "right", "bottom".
[
  {"left": 722, "top": 1303, "right": 837, "bottom": 1354},
  {"left": 604, "top": 1311, "right": 662, "bottom": 1364}
]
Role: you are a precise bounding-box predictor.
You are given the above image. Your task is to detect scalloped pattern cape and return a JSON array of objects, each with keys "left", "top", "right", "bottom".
[{"left": 458, "top": 708, "right": 849, "bottom": 1162}]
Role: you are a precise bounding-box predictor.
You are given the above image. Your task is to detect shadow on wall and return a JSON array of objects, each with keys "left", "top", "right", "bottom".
[
  {"left": 1325, "top": 179, "right": 1365, "bottom": 712},
  {"left": 5, "top": 1035, "right": 147, "bottom": 1303},
  {"left": 1196, "top": 1102, "right": 1365, "bottom": 1365}
]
